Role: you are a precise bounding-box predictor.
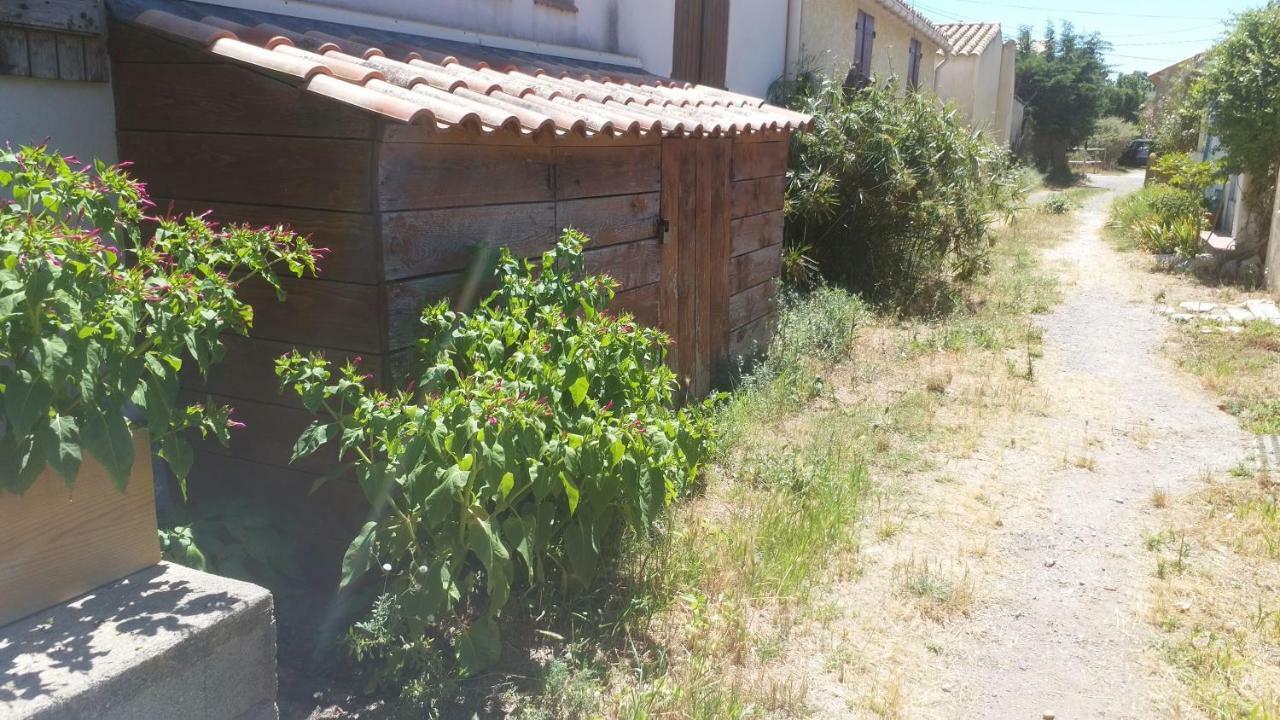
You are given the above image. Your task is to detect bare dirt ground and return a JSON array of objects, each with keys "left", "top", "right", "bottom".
[{"left": 787, "top": 172, "right": 1252, "bottom": 718}]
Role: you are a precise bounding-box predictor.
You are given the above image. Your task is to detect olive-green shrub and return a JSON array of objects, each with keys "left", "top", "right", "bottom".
[
  {"left": 783, "top": 79, "right": 1024, "bottom": 308},
  {"left": 276, "top": 231, "right": 714, "bottom": 689}
]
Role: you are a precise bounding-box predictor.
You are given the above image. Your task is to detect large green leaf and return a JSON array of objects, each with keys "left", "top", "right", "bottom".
[
  {"left": 45, "top": 414, "right": 81, "bottom": 486},
  {"left": 81, "top": 410, "right": 134, "bottom": 490},
  {"left": 158, "top": 435, "right": 193, "bottom": 495},
  {"left": 291, "top": 421, "right": 338, "bottom": 462},
  {"left": 5, "top": 368, "right": 52, "bottom": 437},
  {"left": 456, "top": 615, "right": 501, "bottom": 675},
  {"left": 340, "top": 520, "right": 378, "bottom": 589}
]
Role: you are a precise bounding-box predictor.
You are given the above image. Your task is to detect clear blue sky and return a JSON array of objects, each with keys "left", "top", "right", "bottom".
[{"left": 909, "top": 0, "right": 1264, "bottom": 76}]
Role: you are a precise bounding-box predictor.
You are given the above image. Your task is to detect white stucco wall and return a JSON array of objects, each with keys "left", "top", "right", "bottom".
[
  {"left": 935, "top": 31, "right": 1016, "bottom": 145},
  {"left": 725, "top": 0, "right": 789, "bottom": 98},
  {"left": 0, "top": 77, "right": 117, "bottom": 163},
  {"left": 198, "top": 0, "right": 677, "bottom": 74}
]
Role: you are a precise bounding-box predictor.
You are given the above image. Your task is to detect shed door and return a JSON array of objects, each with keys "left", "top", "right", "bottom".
[{"left": 660, "top": 138, "right": 731, "bottom": 396}]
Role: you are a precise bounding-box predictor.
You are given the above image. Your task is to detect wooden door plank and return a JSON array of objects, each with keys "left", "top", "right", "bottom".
[
  {"left": 697, "top": 139, "right": 732, "bottom": 394},
  {"left": 381, "top": 202, "right": 556, "bottom": 280},
  {"left": 26, "top": 30, "right": 59, "bottom": 79},
  {"left": 117, "top": 132, "right": 372, "bottom": 212},
  {"left": 667, "top": 140, "right": 699, "bottom": 390},
  {"left": 555, "top": 145, "right": 661, "bottom": 200},
  {"left": 728, "top": 279, "right": 778, "bottom": 330},
  {"left": 587, "top": 239, "right": 662, "bottom": 291},
  {"left": 83, "top": 34, "right": 108, "bottom": 81},
  {"left": 731, "top": 141, "right": 789, "bottom": 181},
  {"left": 154, "top": 199, "right": 379, "bottom": 285},
  {"left": 378, "top": 143, "right": 552, "bottom": 211},
  {"left": 557, "top": 192, "right": 660, "bottom": 247},
  {"left": 54, "top": 34, "right": 83, "bottom": 80},
  {"left": 612, "top": 282, "right": 660, "bottom": 328},
  {"left": 0, "top": 29, "right": 30, "bottom": 77},
  {"left": 237, "top": 276, "right": 383, "bottom": 353},
  {"left": 730, "top": 175, "right": 786, "bottom": 218},
  {"left": 660, "top": 140, "right": 690, "bottom": 380},
  {"left": 730, "top": 210, "right": 783, "bottom": 258},
  {"left": 179, "top": 335, "right": 385, "bottom": 410},
  {"left": 729, "top": 242, "right": 783, "bottom": 294}
]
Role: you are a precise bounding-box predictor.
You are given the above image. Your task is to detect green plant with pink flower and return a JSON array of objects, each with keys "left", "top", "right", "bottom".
[{"left": 0, "top": 144, "right": 319, "bottom": 494}]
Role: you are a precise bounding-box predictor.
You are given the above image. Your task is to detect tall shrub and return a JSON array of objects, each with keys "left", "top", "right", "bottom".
[
  {"left": 783, "top": 79, "right": 1022, "bottom": 307},
  {"left": 276, "top": 231, "right": 713, "bottom": 685}
]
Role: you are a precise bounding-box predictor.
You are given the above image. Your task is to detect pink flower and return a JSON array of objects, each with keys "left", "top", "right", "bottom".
[
  {"left": 352, "top": 355, "right": 363, "bottom": 366},
  {"left": 487, "top": 416, "right": 498, "bottom": 427},
  {"left": 602, "top": 400, "right": 614, "bottom": 411}
]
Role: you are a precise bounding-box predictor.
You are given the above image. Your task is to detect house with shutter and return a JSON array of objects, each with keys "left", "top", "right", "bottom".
[
  {"left": 782, "top": 0, "right": 951, "bottom": 91},
  {"left": 935, "top": 22, "right": 1018, "bottom": 146}
]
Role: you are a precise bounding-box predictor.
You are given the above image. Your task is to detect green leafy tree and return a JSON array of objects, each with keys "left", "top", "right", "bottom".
[
  {"left": 0, "top": 145, "right": 318, "bottom": 494},
  {"left": 1106, "top": 71, "right": 1155, "bottom": 123},
  {"left": 1200, "top": 1, "right": 1280, "bottom": 244},
  {"left": 1015, "top": 22, "right": 1111, "bottom": 180}
]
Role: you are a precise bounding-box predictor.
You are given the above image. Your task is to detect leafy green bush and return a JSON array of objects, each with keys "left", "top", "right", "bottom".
[
  {"left": 0, "top": 145, "right": 317, "bottom": 494},
  {"left": 1090, "top": 116, "right": 1140, "bottom": 169},
  {"left": 276, "top": 231, "right": 713, "bottom": 687},
  {"left": 1110, "top": 184, "right": 1207, "bottom": 256},
  {"left": 784, "top": 79, "right": 1024, "bottom": 307},
  {"left": 1040, "top": 194, "right": 1078, "bottom": 215},
  {"left": 1151, "top": 153, "right": 1224, "bottom": 194},
  {"left": 1201, "top": 4, "right": 1280, "bottom": 185}
]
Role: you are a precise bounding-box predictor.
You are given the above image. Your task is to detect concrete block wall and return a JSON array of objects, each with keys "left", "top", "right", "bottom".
[{"left": 1, "top": 563, "right": 278, "bottom": 720}]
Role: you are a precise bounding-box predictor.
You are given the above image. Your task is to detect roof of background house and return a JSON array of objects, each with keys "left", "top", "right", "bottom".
[
  {"left": 875, "top": 0, "right": 953, "bottom": 50},
  {"left": 1148, "top": 53, "right": 1206, "bottom": 84},
  {"left": 107, "top": 0, "right": 812, "bottom": 139},
  {"left": 937, "top": 23, "right": 1002, "bottom": 56}
]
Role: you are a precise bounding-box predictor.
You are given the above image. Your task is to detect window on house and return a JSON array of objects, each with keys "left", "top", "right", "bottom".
[
  {"left": 908, "top": 39, "right": 923, "bottom": 89},
  {"left": 848, "top": 10, "right": 876, "bottom": 88},
  {"left": 533, "top": 0, "right": 578, "bottom": 11}
]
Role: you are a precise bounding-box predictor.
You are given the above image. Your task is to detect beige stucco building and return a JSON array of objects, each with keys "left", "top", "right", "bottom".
[
  {"left": 784, "top": 0, "right": 951, "bottom": 92},
  {"left": 935, "top": 23, "right": 1017, "bottom": 145}
]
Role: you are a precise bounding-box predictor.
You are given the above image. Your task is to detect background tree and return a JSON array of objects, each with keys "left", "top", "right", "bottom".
[
  {"left": 1107, "top": 71, "right": 1155, "bottom": 123},
  {"left": 1015, "top": 22, "right": 1111, "bottom": 181}
]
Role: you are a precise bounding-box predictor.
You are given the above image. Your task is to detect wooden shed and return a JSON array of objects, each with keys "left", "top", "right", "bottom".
[{"left": 105, "top": 0, "right": 809, "bottom": 596}]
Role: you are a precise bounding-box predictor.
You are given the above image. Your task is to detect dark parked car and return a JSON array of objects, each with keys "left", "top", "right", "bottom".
[{"left": 1119, "top": 138, "right": 1154, "bottom": 167}]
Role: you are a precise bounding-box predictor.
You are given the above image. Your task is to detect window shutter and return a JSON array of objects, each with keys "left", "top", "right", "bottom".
[
  {"left": 672, "top": 0, "right": 704, "bottom": 84},
  {"left": 699, "top": 0, "right": 729, "bottom": 88},
  {"left": 671, "top": 0, "right": 728, "bottom": 88}
]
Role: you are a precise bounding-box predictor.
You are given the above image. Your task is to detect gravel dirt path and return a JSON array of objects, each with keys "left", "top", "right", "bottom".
[{"left": 944, "top": 172, "right": 1250, "bottom": 718}]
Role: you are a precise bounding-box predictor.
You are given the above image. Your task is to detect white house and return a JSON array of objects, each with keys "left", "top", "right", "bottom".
[{"left": 935, "top": 22, "right": 1017, "bottom": 146}]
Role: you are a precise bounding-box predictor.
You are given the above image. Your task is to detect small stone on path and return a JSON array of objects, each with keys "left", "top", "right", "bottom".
[{"left": 1179, "top": 301, "right": 1216, "bottom": 313}]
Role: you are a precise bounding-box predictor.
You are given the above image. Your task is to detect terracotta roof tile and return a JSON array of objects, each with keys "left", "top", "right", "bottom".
[
  {"left": 938, "top": 23, "right": 1002, "bottom": 56},
  {"left": 112, "top": 0, "right": 811, "bottom": 139}
]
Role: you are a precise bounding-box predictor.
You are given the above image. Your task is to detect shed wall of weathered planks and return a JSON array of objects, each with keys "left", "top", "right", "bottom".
[{"left": 109, "top": 21, "right": 788, "bottom": 598}]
